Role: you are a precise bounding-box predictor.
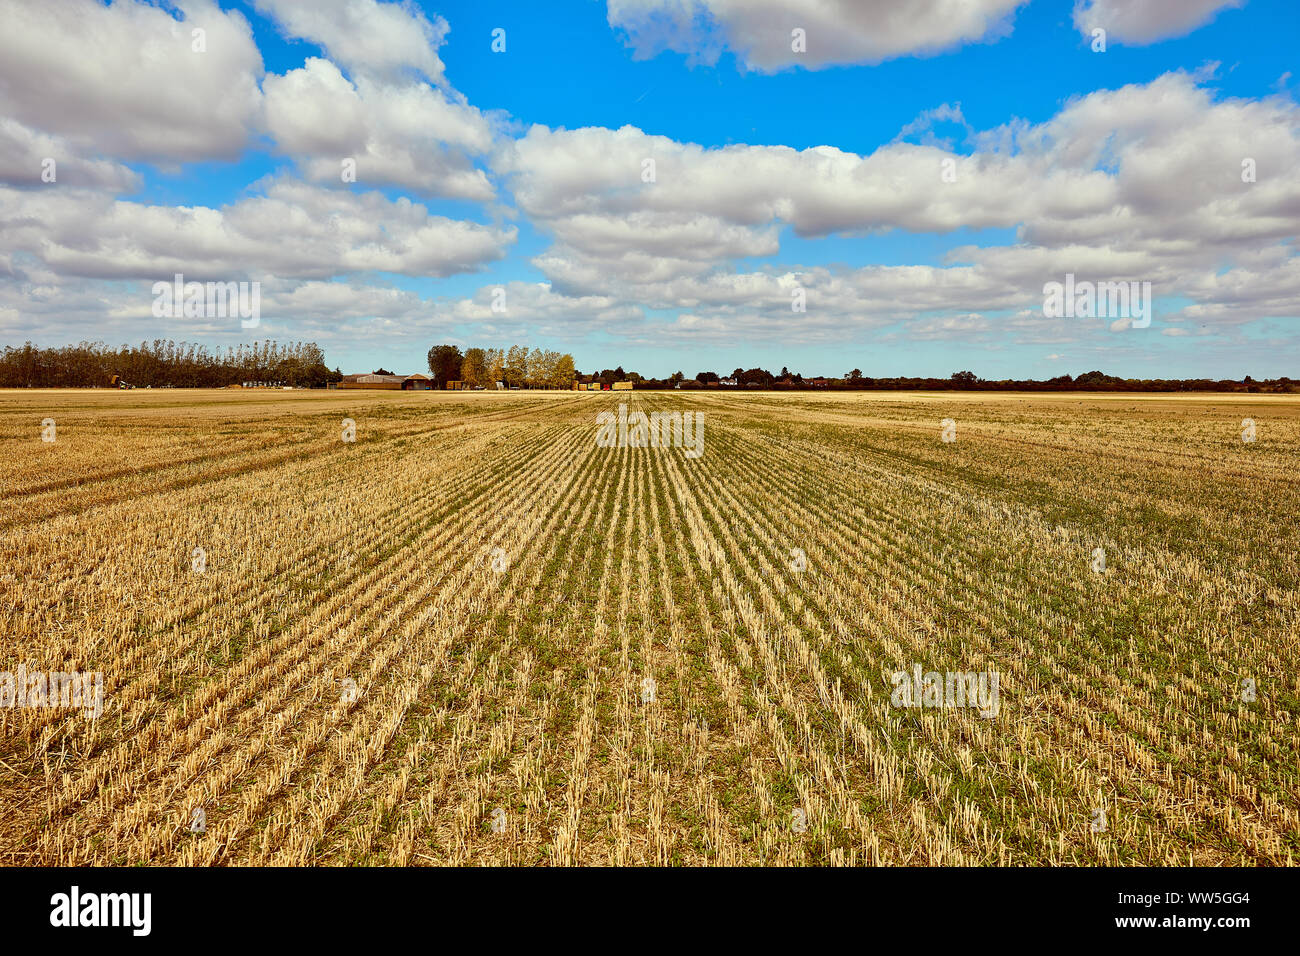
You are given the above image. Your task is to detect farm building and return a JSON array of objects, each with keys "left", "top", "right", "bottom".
[
  {"left": 339, "top": 372, "right": 433, "bottom": 390},
  {"left": 339, "top": 373, "right": 402, "bottom": 389}
]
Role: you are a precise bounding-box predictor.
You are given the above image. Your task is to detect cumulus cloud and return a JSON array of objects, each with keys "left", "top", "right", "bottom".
[
  {"left": 264, "top": 280, "right": 432, "bottom": 323},
  {"left": 0, "top": 0, "right": 517, "bottom": 340},
  {"left": 0, "top": 0, "right": 263, "bottom": 164},
  {"left": 0, "top": 263, "right": 447, "bottom": 341},
  {"left": 250, "top": 3, "right": 500, "bottom": 200},
  {"left": 253, "top": 0, "right": 449, "bottom": 84},
  {"left": 262, "top": 58, "right": 495, "bottom": 199},
  {"left": 0, "top": 268, "right": 151, "bottom": 340},
  {"left": 0, "top": 0, "right": 491, "bottom": 185},
  {"left": 1164, "top": 256, "right": 1300, "bottom": 325},
  {"left": 496, "top": 122, "right": 1112, "bottom": 287},
  {"left": 1, "top": 2, "right": 1294, "bottom": 354},
  {"left": 1073, "top": 0, "right": 1245, "bottom": 46},
  {"left": 441, "top": 281, "right": 643, "bottom": 340},
  {"left": 491, "top": 71, "right": 1300, "bottom": 344},
  {"left": 0, "top": 179, "right": 515, "bottom": 282},
  {"left": 606, "top": 0, "right": 1027, "bottom": 71},
  {"left": 0, "top": 119, "right": 141, "bottom": 191},
  {"left": 504, "top": 73, "right": 1299, "bottom": 264}
]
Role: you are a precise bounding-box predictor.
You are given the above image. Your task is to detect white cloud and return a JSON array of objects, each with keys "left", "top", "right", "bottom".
[
  {"left": 895, "top": 102, "right": 972, "bottom": 149},
  {"left": 0, "top": 0, "right": 519, "bottom": 343},
  {"left": 0, "top": 0, "right": 263, "bottom": 164},
  {"left": 504, "top": 72, "right": 1300, "bottom": 267},
  {"left": 265, "top": 280, "right": 431, "bottom": 323},
  {"left": 0, "top": 119, "right": 141, "bottom": 191},
  {"left": 253, "top": 0, "right": 449, "bottom": 84},
  {"left": 262, "top": 58, "right": 495, "bottom": 199},
  {"left": 1073, "top": 0, "right": 1245, "bottom": 46},
  {"left": 1, "top": 1, "right": 1294, "bottom": 356},
  {"left": 1165, "top": 255, "right": 1300, "bottom": 325},
  {"left": 0, "top": 264, "right": 447, "bottom": 341},
  {"left": 497, "top": 123, "right": 1111, "bottom": 283},
  {"left": 0, "top": 179, "right": 516, "bottom": 281},
  {"left": 606, "top": 0, "right": 1027, "bottom": 71},
  {"left": 911, "top": 313, "right": 994, "bottom": 339},
  {"left": 0, "top": 0, "right": 495, "bottom": 197},
  {"left": 442, "top": 281, "right": 642, "bottom": 340},
  {"left": 490, "top": 72, "right": 1300, "bottom": 345}
]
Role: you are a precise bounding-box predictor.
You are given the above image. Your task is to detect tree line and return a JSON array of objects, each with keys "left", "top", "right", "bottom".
[
  {"left": 427, "top": 345, "right": 576, "bottom": 389},
  {"left": 606, "top": 367, "right": 1298, "bottom": 393},
  {"left": 4, "top": 339, "right": 1291, "bottom": 393},
  {"left": 0, "top": 340, "right": 340, "bottom": 388},
  {"left": 824, "top": 369, "right": 1296, "bottom": 393}
]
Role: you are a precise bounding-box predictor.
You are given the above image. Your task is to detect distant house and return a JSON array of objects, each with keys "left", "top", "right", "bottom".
[{"left": 719, "top": 378, "right": 738, "bottom": 387}]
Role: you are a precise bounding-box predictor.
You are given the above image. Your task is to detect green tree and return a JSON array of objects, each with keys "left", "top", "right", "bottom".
[{"left": 427, "top": 345, "right": 463, "bottom": 388}]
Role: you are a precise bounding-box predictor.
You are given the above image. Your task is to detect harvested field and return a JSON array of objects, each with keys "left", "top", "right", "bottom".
[{"left": 1, "top": 388, "right": 1297, "bottom": 865}]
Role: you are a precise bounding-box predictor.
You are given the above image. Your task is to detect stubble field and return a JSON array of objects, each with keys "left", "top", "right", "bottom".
[{"left": 1, "top": 388, "right": 1297, "bottom": 866}]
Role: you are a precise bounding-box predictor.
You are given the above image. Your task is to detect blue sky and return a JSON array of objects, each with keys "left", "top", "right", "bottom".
[{"left": 1, "top": 0, "right": 1297, "bottom": 379}]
